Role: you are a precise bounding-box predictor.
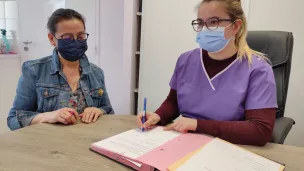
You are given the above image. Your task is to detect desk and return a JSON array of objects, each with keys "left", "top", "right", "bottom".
[{"left": 0, "top": 115, "right": 303, "bottom": 171}]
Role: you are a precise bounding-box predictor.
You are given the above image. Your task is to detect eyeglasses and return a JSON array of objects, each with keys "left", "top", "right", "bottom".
[
  {"left": 191, "top": 17, "right": 234, "bottom": 32},
  {"left": 54, "top": 33, "right": 90, "bottom": 44}
]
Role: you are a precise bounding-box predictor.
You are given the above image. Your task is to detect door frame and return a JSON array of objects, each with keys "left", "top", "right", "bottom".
[{"left": 94, "top": 0, "right": 101, "bottom": 66}]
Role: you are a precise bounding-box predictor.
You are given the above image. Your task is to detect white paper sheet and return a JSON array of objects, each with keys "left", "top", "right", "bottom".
[
  {"left": 175, "top": 138, "right": 283, "bottom": 171},
  {"left": 123, "top": 158, "right": 142, "bottom": 167},
  {"left": 93, "top": 127, "right": 180, "bottom": 159}
]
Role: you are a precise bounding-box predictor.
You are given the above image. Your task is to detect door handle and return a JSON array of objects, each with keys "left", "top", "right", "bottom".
[{"left": 22, "top": 41, "right": 32, "bottom": 45}]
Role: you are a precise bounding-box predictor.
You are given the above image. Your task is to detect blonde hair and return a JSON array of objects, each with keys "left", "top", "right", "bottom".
[{"left": 199, "top": 0, "right": 267, "bottom": 63}]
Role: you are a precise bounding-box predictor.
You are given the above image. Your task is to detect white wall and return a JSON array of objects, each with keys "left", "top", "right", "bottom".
[
  {"left": 122, "top": 0, "right": 138, "bottom": 114},
  {"left": 99, "top": 0, "right": 137, "bottom": 115},
  {"left": 248, "top": 0, "right": 304, "bottom": 146},
  {"left": 99, "top": 0, "right": 124, "bottom": 114},
  {"left": 139, "top": 0, "right": 200, "bottom": 112},
  {"left": 0, "top": 57, "right": 21, "bottom": 134}
]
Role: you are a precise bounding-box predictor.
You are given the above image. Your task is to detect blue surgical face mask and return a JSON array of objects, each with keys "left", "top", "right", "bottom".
[
  {"left": 56, "top": 39, "right": 88, "bottom": 62},
  {"left": 196, "top": 24, "right": 234, "bottom": 53}
]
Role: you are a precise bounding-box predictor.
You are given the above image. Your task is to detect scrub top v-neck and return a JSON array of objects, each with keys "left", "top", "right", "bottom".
[
  {"left": 201, "top": 49, "right": 238, "bottom": 90},
  {"left": 169, "top": 48, "right": 277, "bottom": 121}
]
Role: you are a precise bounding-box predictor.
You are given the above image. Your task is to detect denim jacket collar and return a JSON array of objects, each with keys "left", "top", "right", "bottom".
[{"left": 50, "top": 49, "right": 92, "bottom": 75}]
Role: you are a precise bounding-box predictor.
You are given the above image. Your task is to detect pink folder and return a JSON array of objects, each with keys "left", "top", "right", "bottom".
[{"left": 91, "top": 131, "right": 213, "bottom": 171}]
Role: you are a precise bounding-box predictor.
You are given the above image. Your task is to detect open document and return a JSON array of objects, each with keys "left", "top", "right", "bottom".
[
  {"left": 93, "top": 127, "right": 180, "bottom": 159},
  {"left": 91, "top": 127, "right": 213, "bottom": 171},
  {"left": 171, "top": 138, "right": 285, "bottom": 171},
  {"left": 92, "top": 127, "right": 181, "bottom": 168}
]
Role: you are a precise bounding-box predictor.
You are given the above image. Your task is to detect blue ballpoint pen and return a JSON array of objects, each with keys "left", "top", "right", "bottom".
[{"left": 142, "top": 97, "right": 147, "bottom": 132}]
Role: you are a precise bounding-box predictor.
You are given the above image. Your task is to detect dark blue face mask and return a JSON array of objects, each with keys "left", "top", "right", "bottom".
[{"left": 56, "top": 39, "right": 88, "bottom": 62}]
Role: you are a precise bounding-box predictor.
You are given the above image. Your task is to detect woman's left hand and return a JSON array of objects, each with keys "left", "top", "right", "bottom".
[
  {"left": 80, "top": 107, "right": 104, "bottom": 124},
  {"left": 164, "top": 117, "right": 197, "bottom": 133}
]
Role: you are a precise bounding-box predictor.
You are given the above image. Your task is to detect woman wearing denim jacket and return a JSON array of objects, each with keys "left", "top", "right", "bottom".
[{"left": 7, "top": 9, "right": 114, "bottom": 130}]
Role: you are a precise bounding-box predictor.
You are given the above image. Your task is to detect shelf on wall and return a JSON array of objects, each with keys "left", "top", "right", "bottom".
[
  {"left": 134, "top": 0, "right": 143, "bottom": 114},
  {"left": 0, "top": 54, "right": 20, "bottom": 59}
]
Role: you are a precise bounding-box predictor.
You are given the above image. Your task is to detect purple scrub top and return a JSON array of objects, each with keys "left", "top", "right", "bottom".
[{"left": 170, "top": 48, "right": 277, "bottom": 121}]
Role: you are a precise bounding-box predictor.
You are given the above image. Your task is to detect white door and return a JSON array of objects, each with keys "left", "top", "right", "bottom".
[
  {"left": 17, "top": 0, "right": 98, "bottom": 65},
  {"left": 17, "top": 0, "right": 65, "bottom": 64}
]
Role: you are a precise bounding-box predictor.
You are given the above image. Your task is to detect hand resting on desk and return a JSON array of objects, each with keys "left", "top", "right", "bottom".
[
  {"left": 31, "top": 107, "right": 104, "bottom": 126},
  {"left": 31, "top": 108, "right": 79, "bottom": 125},
  {"left": 164, "top": 117, "right": 197, "bottom": 133},
  {"left": 79, "top": 107, "right": 105, "bottom": 124}
]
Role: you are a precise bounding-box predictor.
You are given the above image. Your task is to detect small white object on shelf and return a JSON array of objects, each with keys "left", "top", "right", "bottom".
[
  {"left": 134, "top": 89, "right": 139, "bottom": 93},
  {"left": 135, "top": 51, "right": 140, "bottom": 55},
  {"left": 137, "top": 12, "right": 142, "bottom": 16},
  {"left": 0, "top": 54, "right": 20, "bottom": 59}
]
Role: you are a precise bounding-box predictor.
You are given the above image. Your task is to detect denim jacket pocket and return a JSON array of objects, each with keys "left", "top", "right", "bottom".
[
  {"left": 89, "top": 88, "right": 104, "bottom": 106},
  {"left": 37, "top": 86, "right": 60, "bottom": 112}
]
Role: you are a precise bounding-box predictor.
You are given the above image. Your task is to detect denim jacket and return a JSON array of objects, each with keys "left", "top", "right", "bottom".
[{"left": 7, "top": 50, "right": 114, "bottom": 130}]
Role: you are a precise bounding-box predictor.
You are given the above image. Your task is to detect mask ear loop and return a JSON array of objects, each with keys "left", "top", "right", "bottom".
[
  {"left": 224, "top": 20, "right": 237, "bottom": 40},
  {"left": 209, "top": 21, "right": 237, "bottom": 54},
  {"left": 52, "top": 34, "right": 58, "bottom": 47}
]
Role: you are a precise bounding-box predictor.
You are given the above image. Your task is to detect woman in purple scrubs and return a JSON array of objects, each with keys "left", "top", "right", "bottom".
[{"left": 137, "top": 0, "right": 277, "bottom": 146}]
